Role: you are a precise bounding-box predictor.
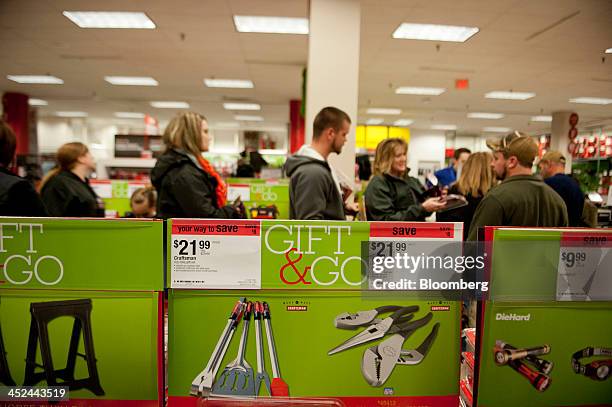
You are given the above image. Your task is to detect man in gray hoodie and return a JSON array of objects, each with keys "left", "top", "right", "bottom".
[{"left": 284, "top": 106, "right": 351, "bottom": 220}]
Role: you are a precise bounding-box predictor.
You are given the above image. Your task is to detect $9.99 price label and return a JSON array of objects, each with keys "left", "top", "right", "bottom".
[
  {"left": 170, "top": 219, "right": 261, "bottom": 289},
  {"left": 556, "top": 231, "right": 612, "bottom": 301}
]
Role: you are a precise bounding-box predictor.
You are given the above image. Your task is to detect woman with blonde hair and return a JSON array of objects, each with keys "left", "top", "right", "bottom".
[
  {"left": 41, "top": 142, "right": 104, "bottom": 217},
  {"left": 150, "top": 111, "right": 243, "bottom": 219},
  {"left": 437, "top": 151, "right": 495, "bottom": 239},
  {"left": 365, "top": 138, "right": 446, "bottom": 221}
]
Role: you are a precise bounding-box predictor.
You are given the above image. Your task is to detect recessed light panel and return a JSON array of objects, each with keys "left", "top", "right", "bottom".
[
  {"left": 7, "top": 75, "right": 63, "bottom": 84},
  {"left": 366, "top": 118, "right": 384, "bottom": 125},
  {"left": 431, "top": 124, "right": 457, "bottom": 131},
  {"left": 105, "top": 76, "right": 158, "bottom": 86},
  {"left": 204, "top": 78, "right": 254, "bottom": 88},
  {"left": 366, "top": 108, "right": 401, "bottom": 115},
  {"left": 150, "top": 101, "right": 190, "bottom": 109},
  {"left": 392, "top": 23, "right": 479, "bottom": 42},
  {"left": 29, "top": 99, "right": 48, "bottom": 106},
  {"left": 483, "top": 127, "right": 511, "bottom": 132},
  {"left": 467, "top": 112, "right": 504, "bottom": 119},
  {"left": 63, "top": 11, "right": 155, "bottom": 29},
  {"left": 394, "top": 119, "right": 414, "bottom": 126},
  {"left": 223, "top": 103, "right": 261, "bottom": 111},
  {"left": 233, "top": 15, "right": 309, "bottom": 34},
  {"left": 56, "top": 111, "right": 88, "bottom": 118},
  {"left": 569, "top": 97, "right": 612, "bottom": 105},
  {"left": 235, "top": 115, "right": 264, "bottom": 121},
  {"left": 115, "top": 112, "right": 145, "bottom": 119},
  {"left": 485, "top": 91, "right": 535, "bottom": 100},
  {"left": 395, "top": 87, "right": 446, "bottom": 96},
  {"left": 531, "top": 115, "right": 552, "bottom": 122}
]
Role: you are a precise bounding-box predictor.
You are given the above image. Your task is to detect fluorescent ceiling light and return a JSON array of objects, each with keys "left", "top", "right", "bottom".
[
  {"left": 63, "top": 11, "right": 155, "bottom": 29},
  {"left": 394, "top": 119, "right": 414, "bottom": 126},
  {"left": 366, "top": 118, "right": 384, "bottom": 125},
  {"left": 105, "top": 76, "right": 158, "bottom": 86},
  {"left": 392, "top": 23, "right": 479, "bottom": 42},
  {"left": 150, "top": 101, "right": 190, "bottom": 109},
  {"left": 605, "top": 48, "right": 612, "bottom": 54},
  {"left": 395, "top": 86, "right": 446, "bottom": 96},
  {"left": 366, "top": 108, "right": 401, "bottom": 115},
  {"left": 485, "top": 91, "right": 535, "bottom": 100},
  {"left": 223, "top": 103, "right": 261, "bottom": 111},
  {"left": 467, "top": 112, "right": 504, "bottom": 119},
  {"left": 233, "top": 15, "right": 309, "bottom": 34},
  {"left": 115, "top": 112, "right": 145, "bottom": 119},
  {"left": 7, "top": 75, "right": 63, "bottom": 84},
  {"left": 235, "top": 115, "right": 264, "bottom": 121},
  {"left": 431, "top": 124, "right": 457, "bottom": 131},
  {"left": 204, "top": 78, "right": 254, "bottom": 88},
  {"left": 569, "top": 97, "right": 612, "bottom": 105},
  {"left": 28, "top": 98, "right": 48, "bottom": 106},
  {"left": 531, "top": 115, "right": 552, "bottom": 122},
  {"left": 56, "top": 111, "right": 88, "bottom": 118},
  {"left": 483, "top": 127, "right": 511, "bottom": 133}
]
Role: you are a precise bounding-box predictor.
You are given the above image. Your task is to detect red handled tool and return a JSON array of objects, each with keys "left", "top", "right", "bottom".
[{"left": 262, "top": 302, "right": 289, "bottom": 396}]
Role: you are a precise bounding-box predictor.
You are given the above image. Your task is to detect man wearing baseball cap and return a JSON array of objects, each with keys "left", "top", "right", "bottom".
[
  {"left": 538, "top": 151, "right": 585, "bottom": 227},
  {"left": 467, "top": 132, "right": 568, "bottom": 240}
]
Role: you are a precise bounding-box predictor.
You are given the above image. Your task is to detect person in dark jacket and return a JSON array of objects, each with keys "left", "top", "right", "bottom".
[
  {"left": 150, "top": 111, "right": 243, "bottom": 219},
  {"left": 538, "top": 151, "right": 585, "bottom": 227},
  {"left": 365, "top": 138, "right": 446, "bottom": 221},
  {"left": 284, "top": 106, "right": 355, "bottom": 220},
  {"left": 467, "top": 133, "right": 568, "bottom": 241},
  {"left": 0, "top": 119, "right": 47, "bottom": 216},
  {"left": 40, "top": 142, "right": 104, "bottom": 217},
  {"left": 437, "top": 152, "right": 495, "bottom": 240}
]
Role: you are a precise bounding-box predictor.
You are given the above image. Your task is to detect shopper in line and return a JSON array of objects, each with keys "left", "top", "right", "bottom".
[
  {"left": 467, "top": 133, "right": 568, "bottom": 241},
  {"left": 434, "top": 147, "right": 471, "bottom": 187},
  {"left": 40, "top": 142, "right": 105, "bottom": 217},
  {"left": 124, "top": 186, "right": 157, "bottom": 218},
  {"left": 0, "top": 119, "right": 47, "bottom": 216},
  {"left": 284, "top": 106, "right": 356, "bottom": 220},
  {"left": 151, "top": 111, "right": 243, "bottom": 219},
  {"left": 365, "top": 138, "right": 446, "bottom": 221},
  {"left": 538, "top": 151, "right": 585, "bottom": 227},
  {"left": 437, "top": 152, "right": 495, "bottom": 240}
]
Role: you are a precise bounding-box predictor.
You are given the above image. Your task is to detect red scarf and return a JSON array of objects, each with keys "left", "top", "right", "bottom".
[{"left": 196, "top": 155, "right": 227, "bottom": 208}]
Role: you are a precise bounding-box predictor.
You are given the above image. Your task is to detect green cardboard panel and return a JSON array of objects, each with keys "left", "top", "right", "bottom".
[
  {"left": 478, "top": 301, "right": 612, "bottom": 407},
  {"left": 167, "top": 290, "right": 460, "bottom": 405},
  {"left": 0, "top": 218, "right": 164, "bottom": 291},
  {"left": 0, "top": 289, "right": 161, "bottom": 404}
]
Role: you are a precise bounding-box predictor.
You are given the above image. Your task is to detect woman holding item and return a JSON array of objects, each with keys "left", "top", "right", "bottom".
[
  {"left": 40, "top": 142, "right": 105, "bottom": 217},
  {"left": 437, "top": 152, "right": 495, "bottom": 239},
  {"left": 151, "top": 111, "right": 243, "bottom": 219},
  {"left": 365, "top": 138, "right": 445, "bottom": 221}
]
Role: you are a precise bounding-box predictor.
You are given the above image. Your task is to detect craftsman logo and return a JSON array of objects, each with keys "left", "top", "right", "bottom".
[
  {"left": 496, "top": 313, "right": 531, "bottom": 321},
  {"left": 286, "top": 306, "right": 307, "bottom": 311},
  {"left": 431, "top": 305, "right": 450, "bottom": 311},
  {"left": 0, "top": 223, "right": 64, "bottom": 286}
]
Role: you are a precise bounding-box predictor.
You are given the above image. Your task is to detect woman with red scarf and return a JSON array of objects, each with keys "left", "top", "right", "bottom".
[{"left": 151, "top": 112, "right": 244, "bottom": 219}]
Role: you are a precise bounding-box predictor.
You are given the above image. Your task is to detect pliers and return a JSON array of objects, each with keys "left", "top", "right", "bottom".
[
  {"left": 362, "top": 316, "right": 439, "bottom": 387},
  {"left": 334, "top": 305, "right": 419, "bottom": 329},
  {"left": 328, "top": 306, "right": 420, "bottom": 355}
]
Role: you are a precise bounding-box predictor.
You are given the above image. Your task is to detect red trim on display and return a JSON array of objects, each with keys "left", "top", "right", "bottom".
[
  {"left": 369, "top": 222, "right": 456, "bottom": 239},
  {"left": 171, "top": 219, "right": 261, "bottom": 236}
]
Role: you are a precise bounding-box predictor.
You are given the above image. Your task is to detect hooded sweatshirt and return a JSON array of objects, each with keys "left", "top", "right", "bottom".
[
  {"left": 284, "top": 145, "right": 344, "bottom": 220},
  {"left": 150, "top": 149, "right": 238, "bottom": 219}
]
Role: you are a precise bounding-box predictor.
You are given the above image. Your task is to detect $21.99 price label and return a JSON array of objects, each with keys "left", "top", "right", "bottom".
[{"left": 173, "top": 238, "right": 211, "bottom": 255}]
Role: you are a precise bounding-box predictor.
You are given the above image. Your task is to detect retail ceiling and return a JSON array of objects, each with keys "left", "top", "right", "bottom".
[{"left": 1, "top": 0, "right": 611, "bottom": 135}]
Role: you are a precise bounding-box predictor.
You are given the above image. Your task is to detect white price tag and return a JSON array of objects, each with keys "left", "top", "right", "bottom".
[
  {"left": 170, "top": 220, "right": 261, "bottom": 289},
  {"left": 556, "top": 232, "right": 612, "bottom": 301}
]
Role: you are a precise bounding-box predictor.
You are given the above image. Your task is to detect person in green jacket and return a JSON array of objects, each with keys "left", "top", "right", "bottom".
[
  {"left": 365, "top": 138, "right": 446, "bottom": 221},
  {"left": 467, "top": 132, "right": 569, "bottom": 241}
]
